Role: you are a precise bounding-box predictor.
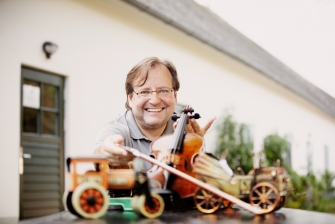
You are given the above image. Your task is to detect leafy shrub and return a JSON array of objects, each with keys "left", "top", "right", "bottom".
[
  {"left": 214, "top": 113, "right": 253, "bottom": 174},
  {"left": 214, "top": 113, "right": 335, "bottom": 213}
]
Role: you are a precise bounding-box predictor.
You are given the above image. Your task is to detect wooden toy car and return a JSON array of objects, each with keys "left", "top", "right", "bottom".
[
  {"left": 192, "top": 152, "right": 290, "bottom": 214},
  {"left": 124, "top": 146, "right": 289, "bottom": 215},
  {"left": 63, "top": 156, "right": 165, "bottom": 219}
]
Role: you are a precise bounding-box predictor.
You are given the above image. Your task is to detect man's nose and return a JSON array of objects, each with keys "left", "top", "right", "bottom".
[{"left": 148, "top": 92, "right": 161, "bottom": 103}]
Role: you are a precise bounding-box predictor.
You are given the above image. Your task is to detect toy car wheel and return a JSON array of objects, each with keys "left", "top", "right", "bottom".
[
  {"left": 193, "top": 186, "right": 222, "bottom": 214},
  {"left": 279, "top": 196, "right": 286, "bottom": 207},
  {"left": 71, "top": 182, "right": 109, "bottom": 219},
  {"left": 62, "top": 191, "right": 82, "bottom": 217},
  {"left": 249, "top": 182, "right": 280, "bottom": 213},
  {"left": 274, "top": 196, "right": 286, "bottom": 211},
  {"left": 135, "top": 193, "right": 164, "bottom": 219}
]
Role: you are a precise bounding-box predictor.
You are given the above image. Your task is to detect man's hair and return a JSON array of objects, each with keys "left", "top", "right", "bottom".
[{"left": 125, "top": 57, "right": 180, "bottom": 109}]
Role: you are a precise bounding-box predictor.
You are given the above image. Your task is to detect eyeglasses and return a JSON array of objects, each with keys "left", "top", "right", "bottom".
[{"left": 133, "top": 88, "right": 174, "bottom": 97}]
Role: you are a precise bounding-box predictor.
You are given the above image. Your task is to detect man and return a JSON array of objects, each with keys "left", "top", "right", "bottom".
[{"left": 94, "top": 57, "right": 215, "bottom": 168}]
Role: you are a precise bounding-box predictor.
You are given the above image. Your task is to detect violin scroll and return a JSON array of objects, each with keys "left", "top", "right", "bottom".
[
  {"left": 182, "top": 105, "right": 194, "bottom": 114},
  {"left": 172, "top": 105, "right": 201, "bottom": 121}
]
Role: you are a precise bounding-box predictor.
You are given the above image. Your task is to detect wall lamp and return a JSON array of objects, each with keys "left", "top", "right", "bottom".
[{"left": 42, "top": 42, "right": 58, "bottom": 59}]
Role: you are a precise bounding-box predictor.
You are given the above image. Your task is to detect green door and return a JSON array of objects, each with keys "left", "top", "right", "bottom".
[{"left": 20, "top": 67, "right": 64, "bottom": 219}]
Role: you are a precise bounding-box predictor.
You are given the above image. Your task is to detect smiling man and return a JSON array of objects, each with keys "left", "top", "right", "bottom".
[{"left": 94, "top": 57, "right": 215, "bottom": 168}]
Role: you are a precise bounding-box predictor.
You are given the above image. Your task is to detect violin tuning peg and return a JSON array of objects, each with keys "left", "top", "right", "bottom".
[
  {"left": 171, "top": 114, "right": 180, "bottom": 121},
  {"left": 191, "top": 113, "right": 201, "bottom": 119}
]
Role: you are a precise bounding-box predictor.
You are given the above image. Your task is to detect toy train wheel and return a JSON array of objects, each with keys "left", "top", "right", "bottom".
[
  {"left": 131, "top": 195, "right": 140, "bottom": 213},
  {"left": 193, "top": 186, "right": 222, "bottom": 214},
  {"left": 133, "top": 193, "right": 164, "bottom": 219},
  {"left": 71, "top": 182, "right": 109, "bottom": 219},
  {"left": 62, "top": 191, "right": 82, "bottom": 217},
  {"left": 249, "top": 182, "right": 280, "bottom": 213}
]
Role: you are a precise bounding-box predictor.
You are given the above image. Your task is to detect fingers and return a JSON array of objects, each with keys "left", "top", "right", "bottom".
[
  {"left": 102, "top": 135, "right": 126, "bottom": 154},
  {"left": 174, "top": 119, "right": 194, "bottom": 133},
  {"left": 100, "top": 134, "right": 134, "bottom": 166},
  {"left": 186, "top": 116, "right": 217, "bottom": 137},
  {"left": 189, "top": 118, "right": 200, "bottom": 134},
  {"left": 185, "top": 122, "right": 195, "bottom": 133},
  {"left": 107, "top": 152, "right": 134, "bottom": 166},
  {"left": 202, "top": 116, "right": 216, "bottom": 133}
]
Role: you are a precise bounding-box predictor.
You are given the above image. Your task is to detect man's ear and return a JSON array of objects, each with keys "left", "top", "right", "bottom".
[
  {"left": 128, "top": 94, "right": 133, "bottom": 108},
  {"left": 174, "top": 91, "right": 177, "bottom": 102}
]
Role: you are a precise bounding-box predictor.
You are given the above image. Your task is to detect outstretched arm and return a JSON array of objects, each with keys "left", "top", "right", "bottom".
[{"left": 94, "top": 134, "right": 134, "bottom": 166}]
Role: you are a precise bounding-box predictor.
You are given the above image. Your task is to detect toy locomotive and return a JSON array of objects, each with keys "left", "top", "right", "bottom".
[{"left": 63, "top": 156, "right": 165, "bottom": 219}]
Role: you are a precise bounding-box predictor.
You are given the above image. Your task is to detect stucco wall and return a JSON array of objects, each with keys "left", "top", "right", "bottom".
[{"left": 0, "top": 0, "right": 334, "bottom": 218}]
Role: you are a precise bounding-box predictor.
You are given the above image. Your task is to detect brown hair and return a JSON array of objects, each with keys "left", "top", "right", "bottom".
[{"left": 125, "top": 57, "right": 180, "bottom": 109}]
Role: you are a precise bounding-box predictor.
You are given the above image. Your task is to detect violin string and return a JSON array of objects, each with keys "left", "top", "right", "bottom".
[
  {"left": 171, "top": 112, "right": 186, "bottom": 163},
  {"left": 170, "top": 110, "right": 190, "bottom": 165}
]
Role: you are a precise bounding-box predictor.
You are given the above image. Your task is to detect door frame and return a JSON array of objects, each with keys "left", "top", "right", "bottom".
[{"left": 19, "top": 66, "right": 65, "bottom": 219}]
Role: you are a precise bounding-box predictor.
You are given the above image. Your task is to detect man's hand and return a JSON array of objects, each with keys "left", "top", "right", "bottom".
[
  {"left": 94, "top": 134, "right": 134, "bottom": 166},
  {"left": 173, "top": 116, "right": 216, "bottom": 137}
]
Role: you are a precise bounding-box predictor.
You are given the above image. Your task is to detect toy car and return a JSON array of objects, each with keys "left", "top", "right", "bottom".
[
  {"left": 192, "top": 152, "right": 290, "bottom": 213},
  {"left": 124, "top": 146, "right": 288, "bottom": 215},
  {"left": 63, "top": 156, "right": 165, "bottom": 219}
]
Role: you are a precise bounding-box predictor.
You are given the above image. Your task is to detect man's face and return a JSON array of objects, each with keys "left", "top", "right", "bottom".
[{"left": 128, "top": 64, "right": 177, "bottom": 132}]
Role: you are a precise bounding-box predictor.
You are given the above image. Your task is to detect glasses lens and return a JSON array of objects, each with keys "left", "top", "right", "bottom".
[
  {"left": 158, "top": 88, "right": 172, "bottom": 96},
  {"left": 139, "top": 90, "right": 150, "bottom": 97}
]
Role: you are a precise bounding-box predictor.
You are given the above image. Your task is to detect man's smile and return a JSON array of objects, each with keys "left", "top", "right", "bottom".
[{"left": 145, "top": 108, "right": 165, "bottom": 112}]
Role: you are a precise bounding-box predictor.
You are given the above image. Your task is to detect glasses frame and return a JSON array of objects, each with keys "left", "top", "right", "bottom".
[{"left": 133, "top": 88, "right": 174, "bottom": 97}]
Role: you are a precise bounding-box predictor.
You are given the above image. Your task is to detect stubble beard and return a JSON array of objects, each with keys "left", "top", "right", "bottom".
[
  {"left": 141, "top": 113, "right": 170, "bottom": 130},
  {"left": 135, "top": 109, "right": 172, "bottom": 131}
]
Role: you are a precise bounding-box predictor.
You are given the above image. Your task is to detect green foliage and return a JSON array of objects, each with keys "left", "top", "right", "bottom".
[
  {"left": 214, "top": 113, "right": 335, "bottom": 214},
  {"left": 321, "top": 170, "right": 335, "bottom": 193},
  {"left": 263, "top": 134, "right": 290, "bottom": 167},
  {"left": 215, "top": 114, "right": 253, "bottom": 174},
  {"left": 262, "top": 133, "right": 335, "bottom": 214},
  {"left": 285, "top": 170, "right": 335, "bottom": 213}
]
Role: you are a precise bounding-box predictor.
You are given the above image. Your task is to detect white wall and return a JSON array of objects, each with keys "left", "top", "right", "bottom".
[{"left": 0, "top": 0, "right": 334, "bottom": 218}]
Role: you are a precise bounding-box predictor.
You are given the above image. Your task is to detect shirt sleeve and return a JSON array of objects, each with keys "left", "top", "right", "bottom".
[{"left": 94, "top": 116, "right": 130, "bottom": 150}]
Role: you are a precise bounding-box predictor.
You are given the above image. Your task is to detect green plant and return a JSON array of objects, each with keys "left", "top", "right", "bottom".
[
  {"left": 262, "top": 133, "right": 290, "bottom": 168},
  {"left": 262, "top": 133, "right": 335, "bottom": 213},
  {"left": 215, "top": 113, "right": 335, "bottom": 214},
  {"left": 214, "top": 113, "right": 253, "bottom": 174}
]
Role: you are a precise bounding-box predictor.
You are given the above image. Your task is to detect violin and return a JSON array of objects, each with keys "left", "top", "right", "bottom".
[{"left": 147, "top": 105, "right": 204, "bottom": 198}]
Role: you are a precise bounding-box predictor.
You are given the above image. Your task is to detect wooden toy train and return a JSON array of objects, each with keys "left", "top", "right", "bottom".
[{"left": 63, "top": 156, "right": 165, "bottom": 219}]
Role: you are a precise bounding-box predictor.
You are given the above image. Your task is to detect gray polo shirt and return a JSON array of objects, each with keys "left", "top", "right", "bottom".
[{"left": 95, "top": 110, "right": 175, "bottom": 167}]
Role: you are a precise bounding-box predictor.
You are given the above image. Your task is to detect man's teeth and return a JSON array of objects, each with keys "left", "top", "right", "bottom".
[{"left": 147, "top": 108, "right": 162, "bottom": 112}]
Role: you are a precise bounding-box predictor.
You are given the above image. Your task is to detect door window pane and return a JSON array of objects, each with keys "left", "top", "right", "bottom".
[
  {"left": 23, "top": 81, "right": 40, "bottom": 109},
  {"left": 23, "top": 107, "right": 39, "bottom": 133},
  {"left": 42, "top": 84, "right": 58, "bottom": 108},
  {"left": 42, "top": 111, "right": 58, "bottom": 135}
]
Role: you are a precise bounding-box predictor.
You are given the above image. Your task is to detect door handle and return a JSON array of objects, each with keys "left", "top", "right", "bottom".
[
  {"left": 19, "top": 147, "right": 24, "bottom": 175},
  {"left": 19, "top": 148, "right": 32, "bottom": 174},
  {"left": 23, "top": 153, "right": 32, "bottom": 159}
]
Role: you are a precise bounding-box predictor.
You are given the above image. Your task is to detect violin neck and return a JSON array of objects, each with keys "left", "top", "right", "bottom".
[{"left": 170, "top": 113, "right": 187, "bottom": 152}]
